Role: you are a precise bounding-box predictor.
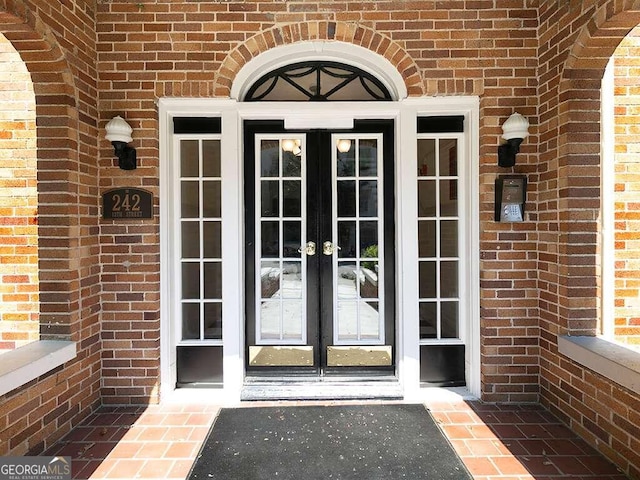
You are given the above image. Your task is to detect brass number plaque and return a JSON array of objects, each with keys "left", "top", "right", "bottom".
[{"left": 103, "top": 188, "right": 153, "bottom": 219}]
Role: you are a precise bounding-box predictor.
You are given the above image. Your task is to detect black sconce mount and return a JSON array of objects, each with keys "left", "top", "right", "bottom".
[
  {"left": 498, "top": 112, "right": 529, "bottom": 168},
  {"left": 105, "top": 115, "right": 137, "bottom": 170}
]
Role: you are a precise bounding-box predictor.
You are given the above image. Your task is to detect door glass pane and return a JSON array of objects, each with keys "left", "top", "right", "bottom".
[
  {"left": 337, "top": 180, "right": 356, "bottom": 217},
  {"left": 419, "top": 261, "right": 436, "bottom": 298},
  {"left": 440, "top": 180, "right": 458, "bottom": 217},
  {"left": 203, "top": 181, "right": 221, "bottom": 217},
  {"left": 361, "top": 302, "right": 380, "bottom": 340},
  {"left": 419, "top": 302, "right": 437, "bottom": 339},
  {"left": 337, "top": 261, "right": 358, "bottom": 299},
  {"left": 359, "top": 180, "right": 377, "bottom": 217},
  {"left": 439, "top": 139, "right": 457, "bottom": 176},
  {"left": 282, "top": 300, "right": 303, "bottom": 340},
  {"left": 337, "top": 146, "right": 355, "bottom": 177},
  {"left": 338, "top": 221, "right": 357, "bottom": 258},
  {"left": 337, "top": 301, "right": 359, "bottom": 340},
  {"left": 261, "top": 261, "right": 281, "bottom": 299},
  {"left": 261, "top": 181, "right": 279, "bottom": 217},
  {"left": 418, "top": 220, "right": 436, "bottom": 258},
  {"left": 182, "top": 263, "right": 200, "bottom": 299},
  {"left": 203, "top": 262, "right": 222, "bottom": 299},
  {"left": 417, "top": 139, "right": 435, "bottom": 176},
  {"left": 440, "top": 220, "right": 458, "bottom": 257},
  {"left": 418, "top": 180, "right": 436, "bottom": 217},
  {"left": 181, "top": 140, "right": 199, "bottom": 177},
  {"left": 283, "top": 180, "right": 301, "bottom": 217},
  {"left": 441, "top": 301, "right": 459, "bottom": 338},
  {"left": 281, "top": 261, "right": 302, "bottom": 299},
  {"left": 260, "top": 301, "right": 281, "bottom": 339},
  {"left": 359, "top": 139, "right": 377, "bottom": 176},
  {"left": 440, "top": 261, "right": 458, "bottom": 298},
  {"left": 204, "top": 303, "right": 222, "bottom": 339},
  {"left": 181, "top": 181, "right": 199, "bottom": 218},
  {"left": 261, "top": 140, "right": 279, "bottom": 177},
  {"left": 182, "top": 222, "right": 199, "bottom": 258},
  {"left": 360, "top": 262, "right": 378, "bottom": 298},
  {"left": 182, "top": 303, "right": 200, "bottom": 340},
  {"left": 283, "top": 150, "right": 301, "bottom": 177},
  {"left": 261, "top": 222, "right": 279, "bottom": 257},
  {"left": 359, "top": 221, "right": 378, "bottom": 256},
  {"left": 203, "top": 140, "right": 221, "bottom": 177},
  {"left": 203, "top": 221, "right": 221, "bottom": 258},
  {"left": 283, "top": 222, "right": 301, "bottom": 258}
]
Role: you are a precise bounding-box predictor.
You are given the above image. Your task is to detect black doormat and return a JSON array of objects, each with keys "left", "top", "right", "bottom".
[{"left": 187, "top": 403, "right": 472, "bottom": 480}]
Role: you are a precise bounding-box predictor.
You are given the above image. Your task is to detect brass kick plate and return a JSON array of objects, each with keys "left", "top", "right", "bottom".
[
  {"left": 249, "top": 346, "right": 314, "bottom": 366},
  {"left": 327, "top": 346, "right": 392, "bottom": 367}
]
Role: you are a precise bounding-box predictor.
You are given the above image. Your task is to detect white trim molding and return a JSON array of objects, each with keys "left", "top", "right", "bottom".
[
  {"left": 559, "top": 335, "right": 640, "bottom": 395},
  {"left": 0, "top": 340, "right": 76, "bottom": 398}
]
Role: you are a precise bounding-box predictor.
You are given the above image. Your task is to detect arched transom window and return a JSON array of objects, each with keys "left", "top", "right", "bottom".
[{"left": 243, "top": 61, "right": 392, "bottom": 102}]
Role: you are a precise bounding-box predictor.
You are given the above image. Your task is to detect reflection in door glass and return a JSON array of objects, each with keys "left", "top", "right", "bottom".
[
  {"left": 333, "top": 135, "right": 384, "bottom": 345},
  {"left": 256, "top": 137, "right": 306, "bottom": 344}
]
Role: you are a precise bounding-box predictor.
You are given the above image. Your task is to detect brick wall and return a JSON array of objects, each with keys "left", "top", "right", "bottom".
[
  {"left": 0, "top": 33, "right": 38, "bottom": 353},
  {"left": 538, "top": 2, "right": 640, "bottom": 478},
  {"left": 613, "top": 26, "right": 640, "bottom": 349},
  {"left": 0, "top": 0, "right": 101, "bottom": 457},
  {"left": 96, "top": 0, "right": 540, "bottom": 405}
]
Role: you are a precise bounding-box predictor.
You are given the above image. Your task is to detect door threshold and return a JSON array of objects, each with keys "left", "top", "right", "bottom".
[{"left": 241, "top": 377, "right": 403, "bottom": 401}]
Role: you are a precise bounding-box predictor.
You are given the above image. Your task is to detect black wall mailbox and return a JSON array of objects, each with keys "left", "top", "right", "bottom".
[
  {"left": 495, "top": 175, "right": 527, "bottom": 222},
  {"left": 103, "top": 187, "right": 153, "bottom": 219}
]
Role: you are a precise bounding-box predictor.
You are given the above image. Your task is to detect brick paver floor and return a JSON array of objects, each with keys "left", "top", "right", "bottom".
[{"left": 45, "top": 398, "right": 630, "bottom": 480}]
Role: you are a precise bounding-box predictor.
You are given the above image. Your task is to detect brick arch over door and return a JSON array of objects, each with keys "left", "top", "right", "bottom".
[
  {"left": 550, "top": 4, "right": 640, "bottom": 337},
  {"left": 0, "top": 3, "right": 83, "bottom": 343},
  {"left": 215, "top": 21, "right": 423, "bottom": 98}
]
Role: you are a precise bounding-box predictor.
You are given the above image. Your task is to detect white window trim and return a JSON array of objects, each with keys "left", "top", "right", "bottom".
[{"left": 0, "top": 340, "right": 76, "bottom": 398}]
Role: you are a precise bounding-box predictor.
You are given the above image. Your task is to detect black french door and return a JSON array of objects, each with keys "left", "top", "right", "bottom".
[{"left": 244, "top": 119, "right": 395, "bottom": 377}]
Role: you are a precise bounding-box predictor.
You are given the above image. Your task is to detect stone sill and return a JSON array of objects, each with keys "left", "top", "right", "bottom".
[
  {"left": 0, "top": 340, "right": 76, "bottom": 398},
  {"left": 558, "top": 335, "right": 640, "bottom": 395}
]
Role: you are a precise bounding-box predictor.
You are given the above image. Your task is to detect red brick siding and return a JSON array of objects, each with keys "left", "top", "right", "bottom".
[
  {"left": 613, "top": 26, "right": 640, "bottom": 349},
  {"left": 0, "top": 33, "right": 38, "bottom": 353},
  {"left": 538, "top": 2, "right": 640, "bottom": 478},
  {"left": 0, "top": 0, "right": 101, "bottom": 457},
  {"left": 96, "top": 0, "right": 540, "bottom": 407}
]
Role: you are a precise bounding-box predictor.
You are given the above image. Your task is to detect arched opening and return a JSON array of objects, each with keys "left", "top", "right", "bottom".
[{"left": 0, "top": 32, "right": 38, "bottom": 354}]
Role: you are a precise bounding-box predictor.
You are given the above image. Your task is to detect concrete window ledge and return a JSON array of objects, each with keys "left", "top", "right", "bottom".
[
  {"left": 558, "top": 335, "right": 640, "bottom": 395},
  {"left": 0, "top": 340, "right": 76, "bottom": 398}
]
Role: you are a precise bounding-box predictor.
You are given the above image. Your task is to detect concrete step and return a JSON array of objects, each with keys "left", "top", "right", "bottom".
[{"left": 241, "top": 378, "right": 404, "bottom": 401}]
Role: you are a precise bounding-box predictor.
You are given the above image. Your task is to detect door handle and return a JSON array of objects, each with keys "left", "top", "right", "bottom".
[
  {"left": 322, "top": 241, "right": 341, "bottom": 256},
  {"left": 298, "top": 241, "right": 316, "bottom": 256}
]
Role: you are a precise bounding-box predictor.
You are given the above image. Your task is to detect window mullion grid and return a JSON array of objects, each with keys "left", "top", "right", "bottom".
[{"left": 355, "top": 140, "right": 362, "bottom": 342}]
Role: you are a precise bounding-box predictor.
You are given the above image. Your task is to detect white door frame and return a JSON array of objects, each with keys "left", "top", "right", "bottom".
[{"left": 159, "top": 97, "right": 480, "bottom": 403}]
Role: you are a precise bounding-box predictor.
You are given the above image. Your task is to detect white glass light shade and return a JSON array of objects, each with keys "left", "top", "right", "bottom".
[
  {"left": 105, "top": 115, "right": 133, "bottom": 144},
  {"left": 501, "top": 112, "right": 529, "bottom": 141}
]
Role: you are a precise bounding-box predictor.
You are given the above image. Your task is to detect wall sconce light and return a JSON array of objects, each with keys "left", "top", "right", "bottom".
[
  {"left": 498, "top": 112, "right": 529, "bottom": 168},
  {"left": 105, "top": 115, "right": 137, "bottom": 170}
]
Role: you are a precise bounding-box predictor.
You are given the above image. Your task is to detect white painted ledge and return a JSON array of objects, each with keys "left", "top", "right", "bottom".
[
  {"left": 0, "top": 340, "right": 76, "bottom": 398},
  {"left": 558, "top": 335, "right": 640, "bottom": 395}
]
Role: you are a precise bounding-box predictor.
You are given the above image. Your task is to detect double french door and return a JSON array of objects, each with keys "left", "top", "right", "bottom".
[{"left": 244, "top": 120, "right": 395, "bottom": 376}]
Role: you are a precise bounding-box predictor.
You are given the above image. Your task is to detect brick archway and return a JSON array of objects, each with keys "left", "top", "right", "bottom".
[
  {"left": 0, "top": 3, "right": 82, "bottom": 343},
  {"left": 550, "top": 4, "right": 640, "bottom": 336},
  {"left": 216, "top": 21, "right": 423, "bottom": 98}
]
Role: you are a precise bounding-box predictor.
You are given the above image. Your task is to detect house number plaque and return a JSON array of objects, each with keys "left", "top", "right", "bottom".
[{"left": 102, "top": 188, "right": 153, "bottom": 219}]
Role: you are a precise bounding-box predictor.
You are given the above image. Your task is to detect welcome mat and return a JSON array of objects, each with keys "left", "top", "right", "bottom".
[{"left": 187, "top": 403, "right": 472, "bottom": 479}]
